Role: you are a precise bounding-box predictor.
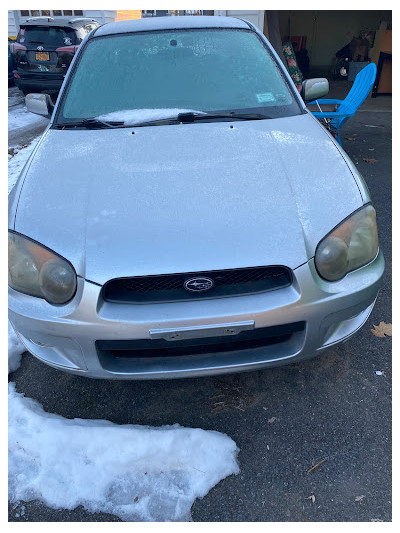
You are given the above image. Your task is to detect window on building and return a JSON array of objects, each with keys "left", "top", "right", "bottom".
[
  {"left": 53, "top": 10, "right": 62, "bottom": 16},
  {"left": 31, "top": 10, "right": 40, "bottom": 17},
  {"left": 74, "top": 10, "right": 84, "bottom": 16},
  {"left": 41, "top": 11, "right": 51, "bottom": 16},
  {"left": 63, "top": 10, "right": 73, "bottom": 16},
  {"left": 20, "top": 10, "right": 29, "bottom": 17}
]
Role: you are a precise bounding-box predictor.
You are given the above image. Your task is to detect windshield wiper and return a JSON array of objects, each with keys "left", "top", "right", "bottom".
[
  {"left": 55, "top": 118, "right": 124, "bottom": 130},
  {"left": 132, "top": 111, "right": 270, "bottom": 128},
  {"left": 177, "top": 112, "right": 270, "bottom": 122},
  {"left": 55, "top": 111, "right": 271, "bottom": 130},
  {"left": 81, "top": 118, "right": 125, "bottom": 128}
]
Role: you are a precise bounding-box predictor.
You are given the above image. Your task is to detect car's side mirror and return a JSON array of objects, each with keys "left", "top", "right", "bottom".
[
  {"left": 301, "top": 78, "right": 329, "bottom": 103},
  {"left": 25, "top": 93, "right": 53, "bottom": 117}
]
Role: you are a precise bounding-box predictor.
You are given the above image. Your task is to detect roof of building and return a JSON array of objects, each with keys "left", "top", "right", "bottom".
[{"left": 94, "top": 15, "right": 251, "bottom": 38}]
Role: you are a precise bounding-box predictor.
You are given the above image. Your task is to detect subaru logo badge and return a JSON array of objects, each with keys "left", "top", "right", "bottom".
[
  {"left": 37, "top": 46, "right": 44, "bottom": 51},
  {"left": 184, "top": 277, "right": 214, "bottom": 292}
]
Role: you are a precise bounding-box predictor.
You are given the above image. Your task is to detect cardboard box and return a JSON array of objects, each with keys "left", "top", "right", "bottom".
[
  {"left": 380, "top": 30, "right": 392, "bottom": 54},
  {"left": 349, "top": 38, "right": 369, "bottom": 62}
]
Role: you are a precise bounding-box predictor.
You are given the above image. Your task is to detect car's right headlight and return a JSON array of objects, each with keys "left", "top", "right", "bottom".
[
  {"left": 315, "top": 204, "right": 379, "bottom": 281},
  {"left": 8, "top": 231, "right": 77, "bottom": 304}
]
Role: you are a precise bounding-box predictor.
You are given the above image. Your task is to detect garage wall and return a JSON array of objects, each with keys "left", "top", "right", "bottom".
[
  {"left": 83, "top": 10, "right": 117, "bottom": 24},
  {"left": 279, "top": 10, "right": 392, "bottom": 74},
  {"left": 214, "top": 10, "right": 265, "bottom": 32}
]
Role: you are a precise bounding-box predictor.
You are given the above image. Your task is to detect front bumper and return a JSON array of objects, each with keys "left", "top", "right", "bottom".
[{"left": 9, "top": 252, "right": 384, "bottom": 379}]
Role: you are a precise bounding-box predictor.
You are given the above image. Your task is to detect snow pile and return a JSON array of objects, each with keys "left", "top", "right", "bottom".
[
  {"left": 8, "top": 106, "right": 47, "bottom": 132},
  {"left": 8, "top": 136, "right": 41, "bottom": 193},
  {"left": 8, "top": 382, "right": 239, "bottom": 521},
  {"left": 8, "top": 95, "right": 24, "bottom": 108},
  {"left": 8, "top": 86, "right": 25, "bottom": 107},
  {"left": 8, "top": 322, "right": 25, "bottom": 374},
  {"left": 97, "top": 108, "right": 205, "bottom": 126}
]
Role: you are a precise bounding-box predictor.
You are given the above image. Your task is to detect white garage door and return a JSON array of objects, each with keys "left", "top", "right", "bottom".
[{"left": 225, "top": 10, "right": 264, "bottom": 32}]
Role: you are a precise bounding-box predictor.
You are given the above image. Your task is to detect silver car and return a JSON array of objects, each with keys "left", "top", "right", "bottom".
[{"left": 8, "top": 16, "right": 384, "bottom": 379}]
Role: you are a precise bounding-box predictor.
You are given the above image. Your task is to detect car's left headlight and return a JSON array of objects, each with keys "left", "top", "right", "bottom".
[
  {"left": 315, "top": 204, "right": 379, "bottom": 281},
  {"left": 8, "top": 231, "right": 77, "bottom": 304}
]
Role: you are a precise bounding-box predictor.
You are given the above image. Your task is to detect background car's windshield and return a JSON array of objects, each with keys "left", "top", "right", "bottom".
[
  {"left": 60, "top": 29, "right": 301, "bottom": 121},
  {"left": 19, "top": 26, "right": 77, "bottom": 47}
]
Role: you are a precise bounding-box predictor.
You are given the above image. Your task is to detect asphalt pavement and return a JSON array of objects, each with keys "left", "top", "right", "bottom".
[{"left": 8, "top": 104, "right": 392, "bottom": 522}]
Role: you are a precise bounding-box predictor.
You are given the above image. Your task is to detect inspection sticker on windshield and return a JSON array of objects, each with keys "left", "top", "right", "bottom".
[{"left": 256, "top": 92, "right": 275, "bottom": 104}]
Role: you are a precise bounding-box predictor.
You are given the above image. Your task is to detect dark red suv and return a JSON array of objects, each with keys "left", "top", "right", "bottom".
[{"left": 11, "top": 16, "right": 99, "bottom": 96}]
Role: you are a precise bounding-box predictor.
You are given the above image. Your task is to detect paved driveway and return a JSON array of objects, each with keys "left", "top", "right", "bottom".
[{"left": 9, "top": 110, "right": 391, "bottom": 522}]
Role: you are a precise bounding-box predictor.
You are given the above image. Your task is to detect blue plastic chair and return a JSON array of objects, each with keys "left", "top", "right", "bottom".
[{"left": 309, "top": 62, "right": 377, "bottom": 146}]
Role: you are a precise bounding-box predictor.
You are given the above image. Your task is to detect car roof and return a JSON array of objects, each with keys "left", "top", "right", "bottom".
[
  {"left": 94, "top": 15, "right": 251, "bottom": 38},
  {"left": 19, "top": 17, "right": 98, "bottom": 30}
]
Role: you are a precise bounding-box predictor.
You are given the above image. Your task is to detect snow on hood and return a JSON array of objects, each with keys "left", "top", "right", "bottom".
[
  {"left": 97, "top": 108, "right": 205, "bottom": 126},
  {"left": 8, "top": 382, "right": 239, "bottom": 521},
  {"left": 8, "top": 135, "right": 42, "bottom": 194},
  {"left": 14, "top": 114, "right": 363, "bottom": 283}
]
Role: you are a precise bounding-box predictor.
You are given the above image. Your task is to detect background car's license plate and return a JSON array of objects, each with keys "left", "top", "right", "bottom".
[{"left": 36, "top": 52, "right": 49, "bottom": 61}]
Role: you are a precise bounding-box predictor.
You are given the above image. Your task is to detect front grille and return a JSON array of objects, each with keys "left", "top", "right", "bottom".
[
  {"left": 102, "top": 266, "right": 292, "bottom": 304},
  {"left": 96, "top": 322, "right": 305, "bottom": 360}
]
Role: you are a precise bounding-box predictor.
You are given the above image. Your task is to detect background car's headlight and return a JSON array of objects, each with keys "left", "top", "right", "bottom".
[
  {"left": 315, "top": 204, "right": 378, "bottom": 281},
  {"left": 8, "top": 231, "right": 77, "bottom": 304}
]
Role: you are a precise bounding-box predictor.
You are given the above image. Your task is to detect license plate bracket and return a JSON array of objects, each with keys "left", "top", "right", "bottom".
[{"left": 149, "top": 321, "right": 255, "bottom": 342}]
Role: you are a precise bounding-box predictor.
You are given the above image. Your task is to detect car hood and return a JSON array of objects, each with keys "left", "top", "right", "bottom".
[{"left": 14, "top": 113, "right": 362, "bottom": 285}]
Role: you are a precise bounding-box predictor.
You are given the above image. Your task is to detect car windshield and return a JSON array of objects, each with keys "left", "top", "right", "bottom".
[
  {"left": 58, "top": 28, "right": 302, "bottom": 124},
  {"left": 19, "top": 26, "right": 77, "bottom": 47}
]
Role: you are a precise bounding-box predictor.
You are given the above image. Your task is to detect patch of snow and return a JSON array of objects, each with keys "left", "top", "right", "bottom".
[
  {"left": 29, "top": 94, "right": 46, "bottom": 100},
  {"left": 8, "top": 382, "right": 239, "bottom": 521},
  {"left": 97, "top": 108, "right": 205, "bottom": 126},
  {"left": 8, "top": 106, "right": 47, "bottom": 132},
  {"left": 8, "top": 96, "right": 24, "bottom": 108},
  {"left": 8, "top": 136, "right": 41, "bottom": 193},
  {"left": 8, "top": 322, "right": 25, "bottom": 374},
  {"left": 8, "top": 87, "right": 25, "bottom": 108}
]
